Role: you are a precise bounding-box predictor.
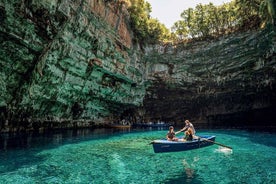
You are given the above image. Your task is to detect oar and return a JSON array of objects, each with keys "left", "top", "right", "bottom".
[
  {"left": 197, "top": 136, "right": 232, "bottom": 150},
  {"left": 175, "top": 130, "right": 182, "bottom": 135}
]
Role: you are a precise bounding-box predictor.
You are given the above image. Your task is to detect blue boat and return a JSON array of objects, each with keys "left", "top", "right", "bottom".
[{"left": 151, "top": 135, "right": 216, "bottom": 153}]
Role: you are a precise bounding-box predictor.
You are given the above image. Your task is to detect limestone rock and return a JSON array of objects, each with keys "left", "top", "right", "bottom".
[
  {"left": 143, "top": 27, "right": 276, "bottom": 127},
  {"left": 0, "top": 0, "right": 145, "bottom": 131}
]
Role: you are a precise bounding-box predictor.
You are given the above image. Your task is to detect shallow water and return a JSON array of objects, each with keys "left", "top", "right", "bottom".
[{"left": 0, "top": 128, "right": 275, "bottom": 184}]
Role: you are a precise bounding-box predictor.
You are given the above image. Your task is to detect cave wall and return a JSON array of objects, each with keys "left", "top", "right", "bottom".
[
  {"left": 1, "top": 0, "right": 275, "bottom": 132},
  {"left": 143, "top": 26, "right": 276, "bottom": 127},
  {"left": 0, "top": 0, "right": 146, "bottom": 132}
]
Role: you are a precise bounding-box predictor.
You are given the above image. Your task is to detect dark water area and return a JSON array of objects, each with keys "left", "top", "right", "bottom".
[
  {"left": 0, "top": 128, "right": 129, "bottom": 151},
  {"left": 0, "top": 126, "right": 276, "bottom": 183}
]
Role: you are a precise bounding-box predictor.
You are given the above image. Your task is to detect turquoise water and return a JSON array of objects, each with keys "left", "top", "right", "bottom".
[{"left": 0, "top": 128, "right": 276, "bottom": 184}]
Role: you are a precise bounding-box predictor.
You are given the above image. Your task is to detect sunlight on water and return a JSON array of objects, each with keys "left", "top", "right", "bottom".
[
  {"left": 0, "top": 129, "right": 275, "bottom": 183},
  {"left": 214, "top": 147, "right": 233, "bottom": 154}
]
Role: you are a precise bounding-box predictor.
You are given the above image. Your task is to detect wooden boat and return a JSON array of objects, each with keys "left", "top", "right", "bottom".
[
  {"left": 106, "top": 124, "right": 131, "bottom": 128},
  {"left": 151, "top": 135, "right": 216, "bottom": 153}
]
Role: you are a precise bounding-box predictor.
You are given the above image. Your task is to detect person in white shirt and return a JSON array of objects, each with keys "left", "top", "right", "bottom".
[{"left": 177, "top": 120, "right": 196, "bottom": 136}]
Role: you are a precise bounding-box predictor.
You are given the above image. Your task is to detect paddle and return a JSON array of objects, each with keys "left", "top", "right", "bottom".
[{"left": 196, "top": 136, "right": 232, "bottom": 149}]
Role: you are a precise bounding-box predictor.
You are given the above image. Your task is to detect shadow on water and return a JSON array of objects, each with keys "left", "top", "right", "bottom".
[
  {"left": 163, "top": 170, "right": 203, "bottom": 184},
  {"left": 0, "top": 128, "right": 136, "bottom": 174},
  {"left": 162, "top": 158, "right": 203, "bottom": 184},
  {"left": 0, "top": 128, "right": 133, "bottom": 150},
  {"left": 247, "top": 132, "right": 276, "bottom": 148},
  {"left": 0, "top": 148, "right": 49, "bottom": 174}
]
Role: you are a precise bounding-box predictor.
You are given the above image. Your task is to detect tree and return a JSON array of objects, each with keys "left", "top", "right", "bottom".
[
  {"left": 171, "top": 0, "right": 271, "bottom": 41},
  {"left": 127, "top": 0, "right": 171, "bottom": 44},
  {"left": 259, "top": 0, "right": 276, "bottom": 25},
  {"left": 234, "top": 0, "right": 263, "bottom": 29}
]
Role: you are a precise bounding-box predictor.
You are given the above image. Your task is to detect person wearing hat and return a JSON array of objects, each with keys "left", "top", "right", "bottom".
[{"left": 166, "top": 126, "right": 178, "bottom": 141}]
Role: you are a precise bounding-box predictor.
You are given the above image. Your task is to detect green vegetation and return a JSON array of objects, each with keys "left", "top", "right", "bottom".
[
  {"left": 172, "top": 0, "right": 275, "bottom": 41},
  {"left": 125, "top": 0, "right": 274, "bottom": 44},
  {"left": 126, "top": 0, "right": 171, "bottom": 44}
]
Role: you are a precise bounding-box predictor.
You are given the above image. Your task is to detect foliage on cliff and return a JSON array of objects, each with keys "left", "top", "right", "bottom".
[
  {"left": 125, "top": 0, "right": 171, "bottom": 44},
  {"left": 171, "top": 0, "right": 275, "bottom": 41},
  {"left": 116, "top": 0, "right": 276, "bottom": 43}
]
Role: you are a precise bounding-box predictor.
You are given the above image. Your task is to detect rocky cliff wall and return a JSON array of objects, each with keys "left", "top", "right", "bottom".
[
  {"left": 1, "top": 0, "right": 275, "bottom": 132},
  {"left": 143, "top": 26, "right": 276, "bottom": 128},
  {"left": 0, "top": 0, "right": 146, "bottom": 132}
]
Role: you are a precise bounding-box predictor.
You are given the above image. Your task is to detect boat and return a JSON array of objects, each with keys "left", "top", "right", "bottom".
[
  {"left": 106, "top": 124, "right": 131, "bottom": 128},
  {"left": 151, "top": 135, "right": 216, "bottom": 153}
]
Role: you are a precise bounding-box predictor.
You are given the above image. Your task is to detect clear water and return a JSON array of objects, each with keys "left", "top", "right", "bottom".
[{"left": 0, "top": 128, "right": 276, "bottom": 184}]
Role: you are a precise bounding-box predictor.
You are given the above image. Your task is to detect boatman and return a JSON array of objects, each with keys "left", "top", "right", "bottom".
[{"left": 176, "top": 120, "right": 196, "bottom": 136}]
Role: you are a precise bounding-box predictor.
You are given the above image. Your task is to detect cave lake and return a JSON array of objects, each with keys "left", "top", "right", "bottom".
[{"left": 0, "top": 127, "right": 275, "bottom": 184}]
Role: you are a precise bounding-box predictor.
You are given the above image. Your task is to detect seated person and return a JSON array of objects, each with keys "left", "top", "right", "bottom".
[
  {"left": 166, "top": 126, "right": 178, "bottom": 141},
  {"left": 184, "top": 128, "right": 193, "bottom": 141}
]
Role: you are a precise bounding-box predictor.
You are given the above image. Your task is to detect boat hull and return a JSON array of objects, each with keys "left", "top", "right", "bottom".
[{"left": 152, "top": 135, "right": 216, "bottom": 153}]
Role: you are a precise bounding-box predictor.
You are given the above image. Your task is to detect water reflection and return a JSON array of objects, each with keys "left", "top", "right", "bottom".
[
  {"left": 0, "top": 126, "right": 169, "bottom": 151},
  {"left": 0, "top": 128, "right": 132, "bottom": 151}
]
